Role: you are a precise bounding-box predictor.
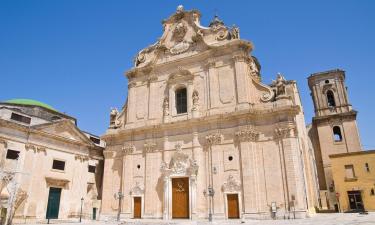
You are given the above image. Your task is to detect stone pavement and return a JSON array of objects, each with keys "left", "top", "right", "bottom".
[{"left": 14, "top": 213, "right": 375, "bottom": 225}]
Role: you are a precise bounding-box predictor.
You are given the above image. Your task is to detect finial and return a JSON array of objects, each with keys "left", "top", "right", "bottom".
[{"left": 177, "top": 5, "right": 184, "bottom": 13}]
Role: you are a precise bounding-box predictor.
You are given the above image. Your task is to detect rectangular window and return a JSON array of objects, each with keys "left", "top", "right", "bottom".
[
  {"left": 52, "top": 160, "right": 65, "bottom": 171},
  {"left": 88, "top": 165, "right": 96, "bottom": 173},
  {"left": 90, "top": 136, "right": 100, "bottom": 144},
  {"left": 6, "top": 150, "right": 20, "bottom": 160},
  {"left": 10, "top": 113, "right": 31, "bottom": 124},
  {"left": 345, "top": 164, "right": 355, "bottom": 179}
]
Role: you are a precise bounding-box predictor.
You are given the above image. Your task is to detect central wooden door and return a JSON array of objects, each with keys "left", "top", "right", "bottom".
[
  {"left": 46, "top": 187, "right": 62, "bottom": 219},
  {"left": 227, "top": 194, "right": 240, "bottom": 219},
  {"left": 172, "top": 177, "right": 189, "bottom": 218},
  {"left": 133, "top": 197, "right": 141, "bottom": 218}
]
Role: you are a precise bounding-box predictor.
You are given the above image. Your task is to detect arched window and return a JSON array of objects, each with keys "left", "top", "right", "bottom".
[
  {"left": 333, "top": 126, "right": 342, "bottom": 142},
  {"left": 175, "top": 87, "right": 187, "bottom": 114},
  {"left": 327, "top": 90, "right": 336, "bottom": 107}
]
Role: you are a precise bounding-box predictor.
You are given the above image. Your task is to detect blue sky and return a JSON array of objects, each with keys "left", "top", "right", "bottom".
[{"left": 1, "top": 1, "right": 374, "bottom": 149}]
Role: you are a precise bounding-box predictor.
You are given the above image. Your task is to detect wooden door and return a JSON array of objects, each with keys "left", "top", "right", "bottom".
[
  {"left": 172, "top": 177, "right": 189, "bottom": 218},
  {"left": 46, "top": 187, "right": 62, "bottom": 219},
  {"left": 227, "top": 194, "right": 239, "bottom": 219},
  {"left": 133, "top": 197, "right": 141, "bottom": 218}
]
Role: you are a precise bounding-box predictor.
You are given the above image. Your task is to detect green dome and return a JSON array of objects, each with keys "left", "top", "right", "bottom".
[{"left": 4, "top": 99, "right": 57, "bottom": 111}]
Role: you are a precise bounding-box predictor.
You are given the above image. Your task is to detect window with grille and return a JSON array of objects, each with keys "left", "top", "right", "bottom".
[
  {"left": 6, "top": 150, "right": 20, "bottom": 160},
  {"left": 10, "top": 113, "right": 31, "bottom": 124},
  {"left": 88, "top": 165, "right": 96, "bottom": 173},
  {"left": 175, "top": 88, "right": 187, "bottom": 114},
  {"left": 52, "top": 160, "right": 65, "bottom": 171}
]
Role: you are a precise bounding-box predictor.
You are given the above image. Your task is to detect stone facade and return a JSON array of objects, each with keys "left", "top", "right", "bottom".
[
  {"left": 101, "top": 6, "right": 319, "bottom": 220},
  {"left": 330, "top": 150, "right": 375, "bottom": 212},
  {"left": 0, "top": 100, "right": 104, "bottom": 224},
  {"left": 307, "top": 69, "right": 362, "bottom": 211}
]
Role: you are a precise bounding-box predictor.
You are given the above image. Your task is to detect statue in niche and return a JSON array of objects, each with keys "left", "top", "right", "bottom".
[
  {"left": 163, "top": 97, "right": 169, "bottom": 116},
  {"left": 192, "top": 90, "right": 199, "bottom": 111},
  {"left": 231, "top": 25, "right": 240, "bottom": 39},
  {"left": 109, "top": 108, "right": 122, "bottom": 128}
]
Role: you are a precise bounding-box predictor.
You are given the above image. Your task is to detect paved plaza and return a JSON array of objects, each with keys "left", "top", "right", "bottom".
[{"left": 14, "top": 213, "right": 375, "bottom": 225}]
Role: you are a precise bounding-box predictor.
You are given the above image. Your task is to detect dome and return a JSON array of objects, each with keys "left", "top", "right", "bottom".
[{"left": 4, "top": 98, "right": 57, "bottom": 111}]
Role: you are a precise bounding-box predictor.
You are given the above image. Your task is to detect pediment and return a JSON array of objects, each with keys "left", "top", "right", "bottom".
[
  {"left": 133, "top": 6, "right": 248, "bottom": 69},
  {"left": 32, "top": 120, "right": 94, "bottom": 145}
]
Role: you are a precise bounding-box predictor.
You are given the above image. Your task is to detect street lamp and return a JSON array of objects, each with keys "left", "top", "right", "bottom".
[
  {"left": 114, "top": 191, "right": 124, "bottom": 221},
  {"left": 207, "top": 186, "right": 215, "bottom": 222},
  {"left": 79, "top": 197, "right": 84, "bottom": 223}
]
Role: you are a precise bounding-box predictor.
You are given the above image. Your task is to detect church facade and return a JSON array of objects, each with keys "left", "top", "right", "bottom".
[{"left": 101, "top": 6, "right": 319, "bottom": 220}]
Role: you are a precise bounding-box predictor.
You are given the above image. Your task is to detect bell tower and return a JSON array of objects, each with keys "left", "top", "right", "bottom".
[{"left": 308, "top": 69, "right": 362, "bottom": 210}]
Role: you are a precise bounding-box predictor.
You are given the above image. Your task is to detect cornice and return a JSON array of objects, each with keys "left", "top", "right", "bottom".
[{"left": 102, "top": 104, "right": 301, "bottom": 140}]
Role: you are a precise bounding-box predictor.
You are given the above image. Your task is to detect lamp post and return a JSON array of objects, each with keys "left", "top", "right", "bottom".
[
  {"left": 79, "top": 197, "right": 84, "bottom": 223},
  {"left": 114, "top": 191, "right": 124, "bottom": 221},
  {"left": 208, "top": 186, "right": 215, "bottom": 222}
]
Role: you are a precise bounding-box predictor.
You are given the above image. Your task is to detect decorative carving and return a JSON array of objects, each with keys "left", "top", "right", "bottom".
[
  {"left": 216, "top": 29, "right": 229, "bottom": 41},
  {"left": 109, "top": 107, "right": 122, "bottom": 129},
  {"left": 135, "top": 52, "right": 146, "bottom": 67},
  {"left": 222, "top": 175, "right": 241, "bottom": 192},
  {"left": 170, "top": 41, "right": 190, "bottom": 55},
  {"left": 160, "top": 144, "right": 199, "bottom": 177},
  {"left": 163, "top": 96, "right": 169, "bottom": 116},
  {"left": 130, "top": 182, "right": 144, "bottom": 196},
  {"left": 172, "top": 22, "right": 187, "bottom": 42},
  {"left": 122, "top": 144, "right": 135, "bottom": 154},
  {"left": 25, "top": 144, "right": 47, "bottom": 154},
  {"left": 192, "top": 90, "right": 199, "bottom": 111},
  {"left": 235, "top": 127, "right": 260, "bottom": 142},
  {"left": 206, "top": 132, "right": 223, "bottom": 145},
  {"left": 75, "top": 154, "right": 89, "bottom": 162},
  {"left": 144, "top": 141, "right": 157, "bottom": 153}
]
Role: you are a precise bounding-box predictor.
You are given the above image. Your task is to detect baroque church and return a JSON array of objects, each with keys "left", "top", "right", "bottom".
[
  {"left": 101, "top": 6, "right": 322, "bottom": 220},
  {"left": 0, "top": 6, "right": 366, "bottom": 223}
]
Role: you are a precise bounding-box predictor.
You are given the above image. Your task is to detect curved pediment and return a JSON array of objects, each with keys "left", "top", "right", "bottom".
[{"left": 133, "top": 6, "right": 248, "bottom": 69}]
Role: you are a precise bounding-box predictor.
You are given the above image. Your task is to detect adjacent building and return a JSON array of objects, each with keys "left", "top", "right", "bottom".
[
  {"left": 101, "top": 6, "right": 319, "bottom": 220},
  {"left": 0, "top": 99, "right": 104, "bottom": 224},
  {"left": 330, "top": 150, "right": 375, "bottom": 212}
]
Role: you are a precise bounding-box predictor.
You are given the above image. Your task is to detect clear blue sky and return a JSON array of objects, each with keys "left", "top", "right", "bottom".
[{"left": 1, "top": 1, "right": 374, "bottom": 149}]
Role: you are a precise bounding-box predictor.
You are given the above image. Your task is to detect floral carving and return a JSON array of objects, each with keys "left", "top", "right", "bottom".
[
  {"left": 144, "top": 141, "right": 157, "bottom": 153},
  {"left": 216, "top": 29, "right": 229, "bottom": 41},
  {"left": 235, "top": 127, "right": 260, "bottom": 142},
  {"left": 122, "top": 144, "right": 135, "bottom": 154},
  {"left": 206, "top": 132, "right": 223, "bottom": 145},
  {"left": 222, "top": 175, "right": 241, "bottom": 192}
]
